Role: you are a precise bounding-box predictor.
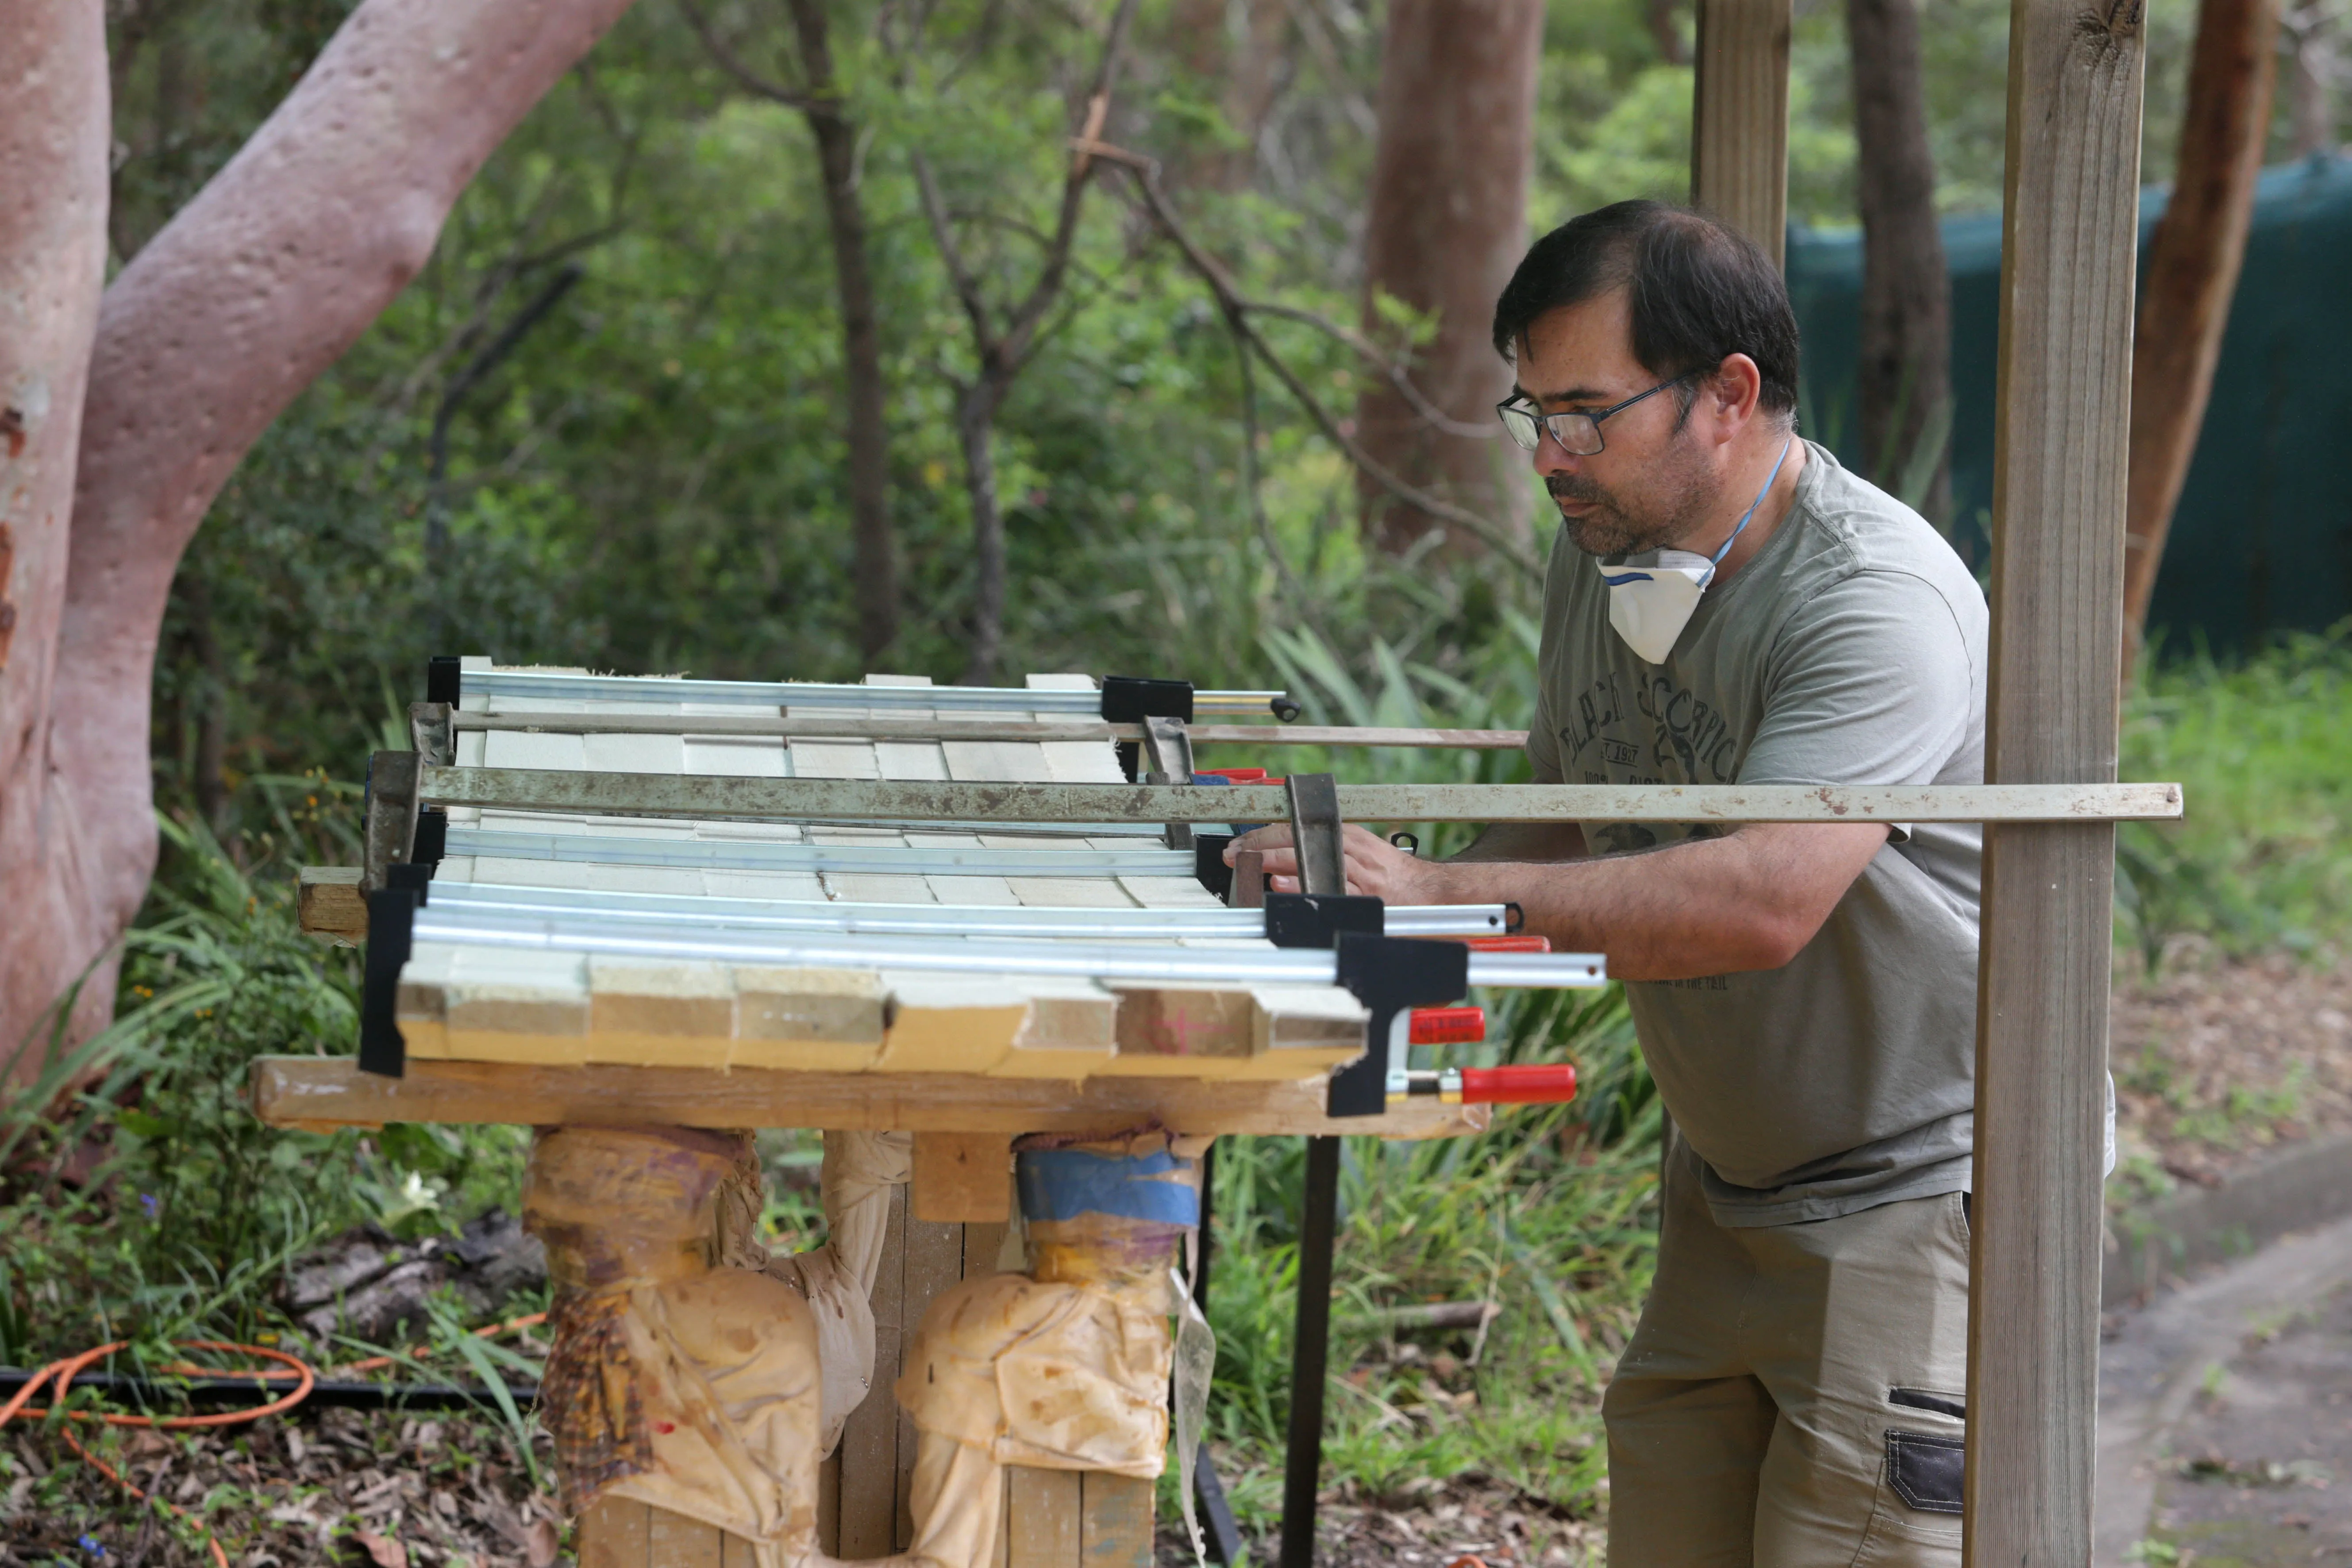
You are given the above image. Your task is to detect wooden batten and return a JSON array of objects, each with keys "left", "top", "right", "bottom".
[
  {"left": 298, "top": 865, "right": 367, "bottom": 944},
  {"left": 1965, "top": 0, "right": 2145, "bottom": 1558},
  {"left": 249, "top": 1056, "right": 1485, "bottom": 1140},
  {"left": 912, "top": 1131, "right": 1014, "bottom": 1224},
  {"left": 1691, "top": 0, "right": 1794, "bottom": 269}
]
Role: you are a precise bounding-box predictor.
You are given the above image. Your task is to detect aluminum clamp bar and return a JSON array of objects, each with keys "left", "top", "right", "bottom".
[
  {"left": 408, "top": 905, "right": 1610, "bottom": 989},
  {"left": 440, "top": 828, "right": 1197, "bottom": 877},
  {"left": 426, "top": 880, "right": 1513, "bottom": 938},
  {"left": 458, "top": 669, "right": 1287, "bottom": 718}
]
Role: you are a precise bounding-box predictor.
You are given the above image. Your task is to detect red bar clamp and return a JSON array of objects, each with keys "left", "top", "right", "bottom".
[{"left": 1407, "top": 1006, "right": 1486, "bottom": 1045}]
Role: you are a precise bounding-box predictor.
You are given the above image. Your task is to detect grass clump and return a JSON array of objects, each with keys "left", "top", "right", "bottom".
[{"left": 2118, "top": 623, "right": 2352, "bottom": 969}]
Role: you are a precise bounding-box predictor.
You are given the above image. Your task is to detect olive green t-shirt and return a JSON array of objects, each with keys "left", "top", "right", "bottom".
[{"left": 1526, "top": 441, "right": 1987, "bottom": 1226}]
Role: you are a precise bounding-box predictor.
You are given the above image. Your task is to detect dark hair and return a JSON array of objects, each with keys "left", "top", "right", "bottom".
[{"left": 1490, "top": 200, "right": 1800, "bottom": 415}]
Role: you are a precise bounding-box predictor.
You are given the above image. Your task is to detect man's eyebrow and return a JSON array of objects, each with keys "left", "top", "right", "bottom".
[{"left": 1513, "top": 382, "right": 1616, "bottom": 408}]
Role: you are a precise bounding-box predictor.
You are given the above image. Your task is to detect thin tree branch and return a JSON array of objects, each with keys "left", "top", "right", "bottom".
[
  {"left": 910, "top": 148, "right": 1001, "bottom": 362},
  {"left": 1081, "top": 141, "right": 1541, "bottom": 577},
  {"left": 995, "top": 0, "right": 1139, "bottom": 373},
  {"left": 1245, "top": 298, "right": 1501, "bottom": 439},
  {"left": 1228, "top": 301, "right": 1333, "bottom": 645},
  {"left": 678, "top": 0, "right": 822, "bottom": 112}
]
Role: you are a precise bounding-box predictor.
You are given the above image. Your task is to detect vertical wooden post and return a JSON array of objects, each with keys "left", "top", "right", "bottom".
[
  {"left": 1690, "top": 0, "right": 1793, "bottom": 269},
  {"left": 1968, "top": 3, "right": 2144, "bottom": 1564}
]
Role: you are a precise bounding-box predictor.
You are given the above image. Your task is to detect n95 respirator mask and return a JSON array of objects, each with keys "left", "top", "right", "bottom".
[{"left": 1595, "top": 435, "right": 1792, "bottom": 665}]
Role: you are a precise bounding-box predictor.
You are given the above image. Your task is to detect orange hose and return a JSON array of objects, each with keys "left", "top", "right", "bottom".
[{"left": 0, "top": 1314, "right": 545, "bottom": 1565}]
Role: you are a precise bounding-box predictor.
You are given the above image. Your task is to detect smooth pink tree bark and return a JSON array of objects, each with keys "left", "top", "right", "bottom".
[
  {"left": 0, "top": 0, "right": 112, "bottom": 1075},
  {"left": 3, "top": 0, "right": 638, "bottom": 1076}
]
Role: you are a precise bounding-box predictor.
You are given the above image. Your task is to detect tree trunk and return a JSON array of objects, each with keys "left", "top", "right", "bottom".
[
  {"left": 1848, "top": 0, "right": 1952, "bottom": 528},
  {"left": 0, "top": 0, "right": 638, "bottom": 1076},
  {"left": 0, "top": 0, "right": 112, "bottom": 1072},
  {"left": 1355, "top": 0, "right": 1543, "bottom": 555},
  {"left": 2121, "top": 0, "right": 2279, "bottom": 668},
  {"left": 1159, "top": 0, "right": 1293, "bottom": 191},
  {"left": 956, "top": 378, "right": 1009, "bottom": 686},
  {"left": 787, "top": 0, "right": 897, "bottom": 663}
]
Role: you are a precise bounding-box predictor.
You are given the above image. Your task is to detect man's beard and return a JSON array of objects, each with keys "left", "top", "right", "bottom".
[
  {"left": 1546, "top": 436, "right": 1713, "bottom": 557},
  {"left": 1547, "top": 474, "right": 1680, "bottom": 558}
]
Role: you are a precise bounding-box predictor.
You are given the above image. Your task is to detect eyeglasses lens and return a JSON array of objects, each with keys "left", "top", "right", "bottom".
[{"left": 1498, "top": 405, "right": 1601, "bottom": 455}]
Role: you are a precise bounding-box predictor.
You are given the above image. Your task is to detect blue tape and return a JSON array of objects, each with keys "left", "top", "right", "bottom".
[{"left": 1016, "top": 1148, "right": 1200, "bottom": 1225}]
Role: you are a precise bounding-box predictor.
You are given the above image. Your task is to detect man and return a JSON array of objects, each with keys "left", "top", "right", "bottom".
[{"left": 1231, "top": 200, "right": 1988, "bottom": 1564}]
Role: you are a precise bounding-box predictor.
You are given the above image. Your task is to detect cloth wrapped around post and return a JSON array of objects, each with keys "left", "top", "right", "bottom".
[{"left": 523, "top": 1122, "right": 1205, "bottom": 1568}]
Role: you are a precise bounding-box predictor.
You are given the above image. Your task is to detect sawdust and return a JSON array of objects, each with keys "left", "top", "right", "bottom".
[{"left": 2109, "top": 945, "right": 2352, "bottom": 1194}]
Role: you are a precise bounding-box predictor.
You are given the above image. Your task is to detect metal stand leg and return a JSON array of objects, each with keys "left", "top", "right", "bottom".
[
  {"left": 1190, "top": 1141, "right": 1245, "bottom": 1564},
  {"left": 1279, "top": 1134, "right": 1341, "bottom": 1568}
]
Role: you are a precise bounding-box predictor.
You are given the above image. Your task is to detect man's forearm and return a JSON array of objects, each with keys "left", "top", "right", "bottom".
[
  {"left": 1448, "top": 820, "right": 1587, "bottom": 863},
  {"left": 1420, "top": 824, "right": 1886, "bottom": 982}
]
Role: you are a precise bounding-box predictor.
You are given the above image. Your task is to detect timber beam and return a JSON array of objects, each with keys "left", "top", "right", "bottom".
[
  {"left": 247, "top": 1056, "right": 1488, "bottom": 1140},
  {"left": 413, "top": 767, "right": 2183, "bottom": 825}
]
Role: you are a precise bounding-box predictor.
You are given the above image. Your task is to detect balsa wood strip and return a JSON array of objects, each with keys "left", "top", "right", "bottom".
[
  {"left": 1966, "top": 4, "right": 2146, "bottom": 1563},
  {"left": 249, "top": 1056, "right": 1481, "bottom": 1138},
  {"left": 1691, "top": 0, "right": 1793, "bottom": 270}
]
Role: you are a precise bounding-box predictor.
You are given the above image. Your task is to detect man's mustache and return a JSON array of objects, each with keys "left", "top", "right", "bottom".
[{"left": 1546, "top": 474, "right": 1613, "bottom": 506}]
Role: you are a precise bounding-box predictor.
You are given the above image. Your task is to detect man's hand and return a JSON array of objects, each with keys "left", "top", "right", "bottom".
[{"left": 1224, "top": 822, "right": 1437, "bottom": 901}]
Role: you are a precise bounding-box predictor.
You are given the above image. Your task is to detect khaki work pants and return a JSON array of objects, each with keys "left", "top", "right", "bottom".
[{"left": 1602, "top": 1138, "right": 1970, "bottom": 1566}]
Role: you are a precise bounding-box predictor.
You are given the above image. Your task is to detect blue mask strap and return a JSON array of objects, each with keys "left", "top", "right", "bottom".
[{"left": 1706, "top": 434, "right": 1795, "bottom": 572}]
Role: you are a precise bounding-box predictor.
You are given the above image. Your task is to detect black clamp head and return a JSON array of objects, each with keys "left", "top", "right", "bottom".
[
  {"left": 1262, "top": 892, "right": 1384, "bottom": 948},
  {"left": 1100, "top": 676, "right": 1194, "bottom": 724},
  {"left": 1326, "top": 932, "right": 1469, "bottom": 1117},
  {"left": 426, "top": 655, "right": 463, "bottom": 708},
  {"left": 358, "top": 885, "right": 422, "bottom": 1078}
]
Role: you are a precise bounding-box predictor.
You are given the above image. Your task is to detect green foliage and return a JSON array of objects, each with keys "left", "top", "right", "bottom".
[
  {"left": 0, "top": 805, "right": 527, "bottom": 1364},
  {"left": 2117, "top": 624, "right": 2352, "bottom": 969}
]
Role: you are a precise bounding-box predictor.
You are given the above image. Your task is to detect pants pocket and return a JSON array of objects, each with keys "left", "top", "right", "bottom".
[{"left": 1846, "top": 1431, "right": 1964, "bottom": 1568}]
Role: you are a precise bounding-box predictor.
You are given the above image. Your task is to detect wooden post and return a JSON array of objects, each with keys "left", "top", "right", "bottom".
[
  {"left": 1968, "top": 3, "right": 2144, "bottom": 1564},
  {"left": 1690, "top": 0, "right": 1793, "bottom": 269}
]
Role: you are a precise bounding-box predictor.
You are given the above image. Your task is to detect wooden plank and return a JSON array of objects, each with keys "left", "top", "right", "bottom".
[
  {"left": 575, "top": 1496, "right": 647, "bottom": 1568},
  {"left": 250, "top": 1057, "right": 1487, "bottom": 1139},
  {"left": 1008, "top": 1468, "right": 1083, "bottom": 1568},
  {"left": 897, "top": 1212, "right": 967, "bottom": 1549},
  {"left": 646, "top": 1505, "right": 727, "bottom": 1567},
  {"left": 1690, "top": 0, "right": 1793, "bottom": 269},
  {"left": 912, "top": 1131, "right": 1013, "bottom": 1223},
  {"left": 297, "top": 865, "right": 366, "bottom": 942},
  {"left": 1079, "top": 1473, "right": 1154, "bottom": 1568},
  {"left": 835, "top": 1181, "right": 908, "bottom": 1559},
  {"left": 818, "top": 1451, "right": 842, "bottom": 1559},
  {"left": 415, "top": 769, "right": 2186, "bottom": 825},
  {"left": 1967, "top": 3, "right": 2145, "bottom": 1564}
]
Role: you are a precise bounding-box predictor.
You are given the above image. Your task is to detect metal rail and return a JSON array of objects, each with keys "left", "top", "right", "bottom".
[
  {"left": 458, "top": 669, "right": 1288, "bottom": 718},
  {"left": 408, "top": 905, "right": 1609, "bottom": 988},
  {"left": 440, "top": 828, "right": 1198, "bottom": 877},
  {"left": 420, "top": 768, "right": 2186, "bottom": 825},
  {"left": 447, "top": 711, "right": 1528, "bottom": 749},
  {"left": 427, "top": 881, "right": 1512, "bottom": 937}
]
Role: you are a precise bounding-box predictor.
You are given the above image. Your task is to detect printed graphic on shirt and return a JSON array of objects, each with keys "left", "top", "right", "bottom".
[{"left": 1556, "top": 669, "right": 1741, "bottom": 785}]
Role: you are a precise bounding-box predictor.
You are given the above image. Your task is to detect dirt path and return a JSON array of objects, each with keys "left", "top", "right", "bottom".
[{"left": 2098, "top": 1212, "right": 2352, "bottom": 1566}]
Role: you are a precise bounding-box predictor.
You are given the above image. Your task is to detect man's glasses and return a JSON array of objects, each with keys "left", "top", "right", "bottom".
[{"left": 1496, "top": 373, "right": 1694, "bottom": 455}]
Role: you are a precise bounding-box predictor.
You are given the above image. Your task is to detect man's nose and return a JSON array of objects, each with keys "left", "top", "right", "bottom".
[{"left": 1533, "top": 427, "right": 1583, "bottom": 479}]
